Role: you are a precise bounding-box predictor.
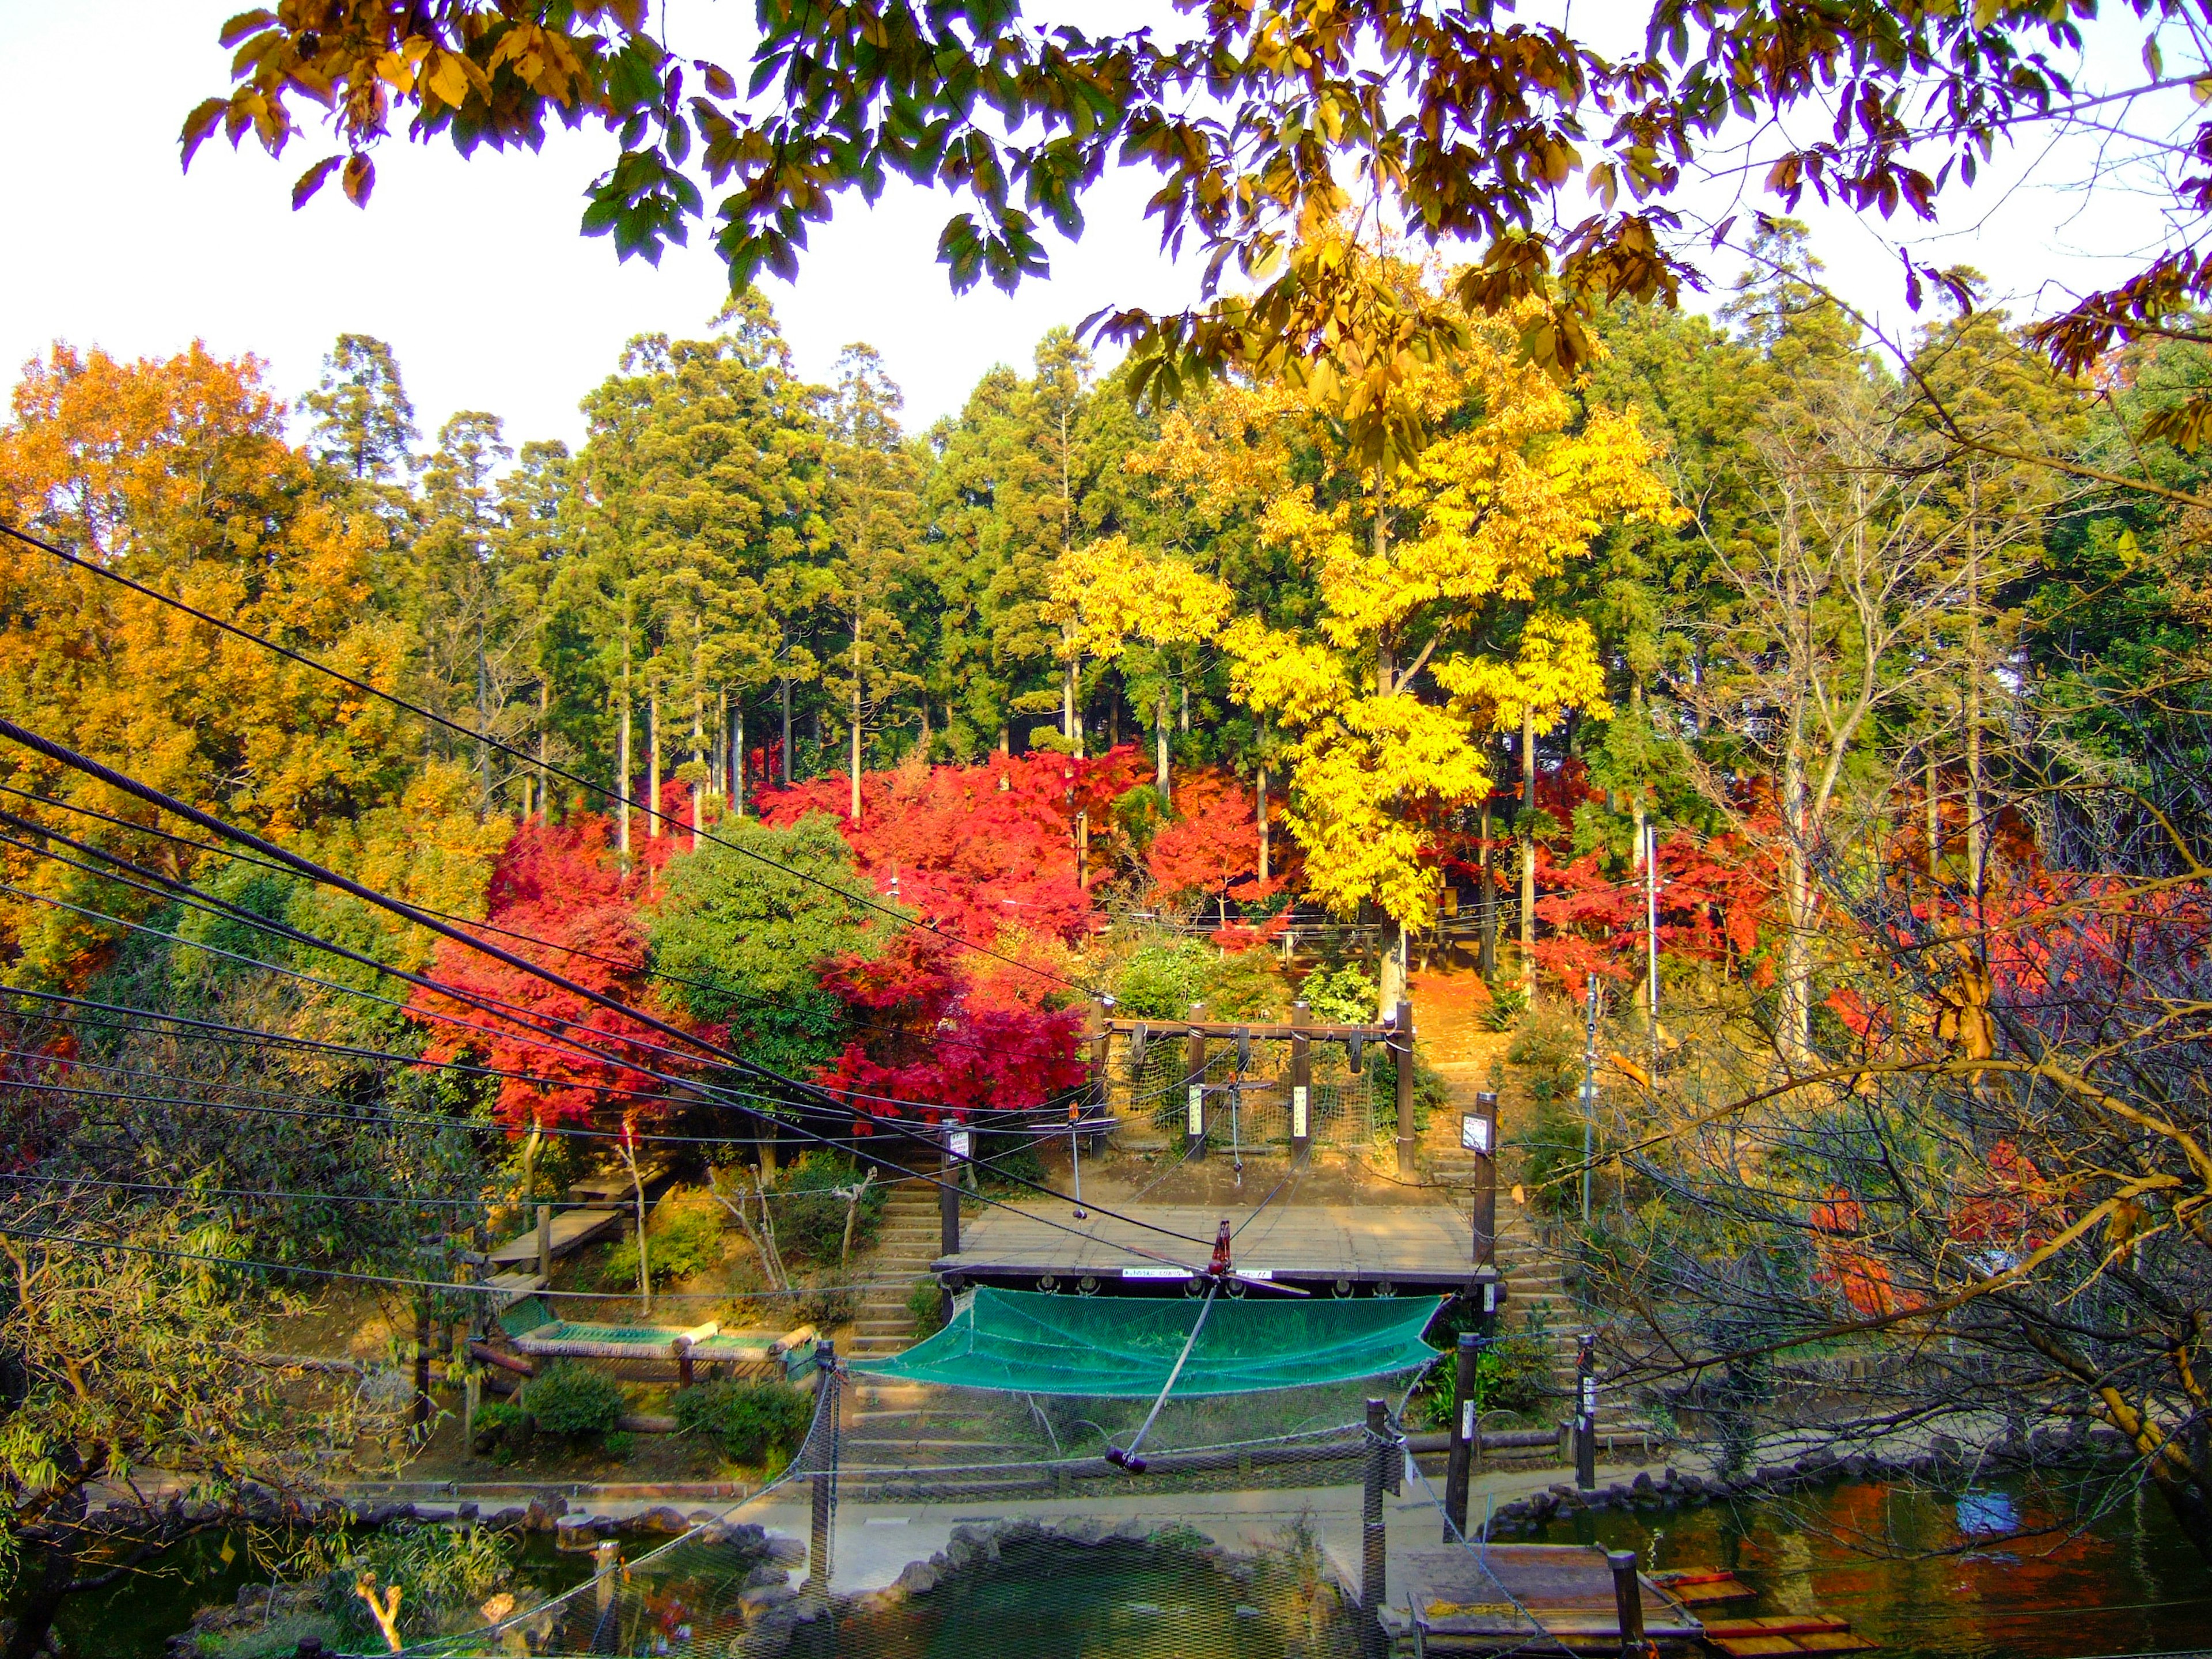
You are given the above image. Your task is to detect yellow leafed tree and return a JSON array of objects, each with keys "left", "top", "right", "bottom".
[{"left": 1150, "top": 286, "right": 1674, "bottom": 1011}]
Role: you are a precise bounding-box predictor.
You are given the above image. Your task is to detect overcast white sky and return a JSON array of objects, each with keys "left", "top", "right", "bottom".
[{"left": 0, "top": 3, "right": 2187, "bottom": 453}]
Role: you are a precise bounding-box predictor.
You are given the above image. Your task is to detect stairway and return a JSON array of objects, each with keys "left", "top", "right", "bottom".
[
  {"left": 1424, "top": 1055, "right": 1585, "bottom": 1395},
  {"left": 841, "top": 1179, "right": 943, "bottom": 1363}
]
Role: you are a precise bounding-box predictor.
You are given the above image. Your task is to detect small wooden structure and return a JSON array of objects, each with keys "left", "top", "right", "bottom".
[
  {"left": 1698, "top": 1617, "right": 1877, "bottom": 1657},
  {"left": 935, "top": 1201, "right": 1476, "bottom": 1296},
  {"left": 1396, "top": 1544, "right": 1703, "bottom": 1654}
]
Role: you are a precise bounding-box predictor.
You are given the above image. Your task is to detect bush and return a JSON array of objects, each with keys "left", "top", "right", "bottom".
[
  {"left": 1411, "top": 1332, "right": 1555, "bottom": 1428},
  {"left": 974, "top": 1137, "right": 1043, "bottom": 1197},
  {"left": 520, "top": 1361, "right": 625, "bottom": 1440},
  {"left": 1200, "top": 949, "right": 1287, "bottom": 1018},
  {"left": 1479, "top": 980, "right": 1528, "bottom": 1031},
  {"left": 1298, "top": 962, "right": 1377, "bottom": 1024},
  {"left": 600, "top": 1196, "right": 728, "bottom": 1290},
  {"left": 1114, "top": 938, "right": 1210, "bottom": 1018},
  {"left": 795, "top": 1275, "right": 858, "bottom": 1329},
  {"left": 601, "top": 1430, "right": 634, "bottom": 1460},
  {"left": 908, "top": 1278, "right": 947, "bottom": 1340},
  {"left": 334, "top": 1524, "right": 513, "bottom": 1642},
  {"left": 469, "top": 1399, "right": 525, "bottom": 1454},
  {"left": 672, "top": 1379, "right": 812, "bottom": 1463},
  {"left": 774, "top": 1152, "right": 888, "bottom": 1266}
]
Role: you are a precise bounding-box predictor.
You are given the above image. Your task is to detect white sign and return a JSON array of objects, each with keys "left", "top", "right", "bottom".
[
  {"left": 1187, "top": 1084, "right": 1205, "bottom": 1136},
  {"left": 1236, "top": 1268, "right": 1274, "bottom": 1281},
  {"left": 1291, "top": 1084, "right": 1309, "bottom": 1139},
  {"left": 946, "top": 1130, "right": 971, "bottom": 1160},
  {"left": 1122, "top": 1266, "right": 1190, "bottom": 1280},
  {"left": 1460, "top": 1113, "right": 1493, "bottom": 1154},
  {"left": 1461, "top": 1399, "right": 1476, "bottom": 1440}
]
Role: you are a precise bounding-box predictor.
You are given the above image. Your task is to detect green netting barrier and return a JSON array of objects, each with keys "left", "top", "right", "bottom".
[{"left": 850, "top": 1286, "right": 1446, "bottom": 1397}]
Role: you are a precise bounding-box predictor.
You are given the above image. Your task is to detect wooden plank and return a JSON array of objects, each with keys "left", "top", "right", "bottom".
[
  {"left": 486, "top": 1206, "right": 620, "bottom": 1267},
  {"left": 1712, "top": 1638, "right": 1808, "bottom": 1657},
  {"left": 1399, "top": 1546, "right": 1701, "bottom": 1642},
  {"left": 1704, "top": 1617, "right": 1850, "bottom": 1637},
  {"left": 941, "top": 1202, "right": 1472, "bottom": 1282},
  {"left": 1666, "top": 1578, "right": 1756, "bottom": 1605},
  {"left": 1791, "top": 1635, "right": 1877, "bottom": 1653}
]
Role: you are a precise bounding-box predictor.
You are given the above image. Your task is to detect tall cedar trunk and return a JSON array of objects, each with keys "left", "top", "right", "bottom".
[
  {"left": 536, "top": 680, "right": 550, "bottom": 823},
  {"left": 476, "top": 614, "right": 490, "bottom": 815},
  {"left": 647, "top": 687, "right": 661, "bottom": 839},
  {"left": 733, "top": 705, "right": 745, "bottom": 817},
  {"left": 618, "top": 639, "right": 633, "bottom": 859},
  {"left": 691, "top": 684, "right": 705, "bottom": 846},
  {"left": 850, "top": 611, "right": 864, "bottom": 823},
  {"left": 1520, "top": 707, "right": 1537, "bottom": 998},
  {"left": 780, "top": 673, "right": 793, "bottom": 784}
]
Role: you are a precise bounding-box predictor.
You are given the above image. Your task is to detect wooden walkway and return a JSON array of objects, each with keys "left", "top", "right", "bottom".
[
  {"left": 937, "top": 1201, "right": 1476, "bottom": 1292},
  {"left": 485, "top": 1206, "right": 622, "bottom": 1268},
  {"left": 1397, "top": 1544, "right": 1703, "bottom": 1652}
]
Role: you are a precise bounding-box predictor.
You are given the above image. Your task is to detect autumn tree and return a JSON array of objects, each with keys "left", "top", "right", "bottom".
[{"left": 300, "top": 331, "right": 416, "bottom": 487}]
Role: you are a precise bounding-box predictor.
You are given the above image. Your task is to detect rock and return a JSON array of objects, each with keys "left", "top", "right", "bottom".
[
  {"left": 744, "top": 1563, "right": 790, "bottom": 1589},
  {"left": 1236, "top": 1605, "right": 1263, "bottom": 1619},
  {"left": 484, "top": 1506, "right": 527, "bottom": 1532},
  {"left": 894, "top": 1561, "right": 940, "bottom": 1595},
  {"left": 764, "top": 1530, "right": 807, "bottom": 1565},
  {"left": 554, "top": 1516, "right": 599, "bottom": 1551},
  {"left": 414, "top": 1505, "right": 456, "bottom": 1523},
  {"left": 454, "top": 1502, "right": 480, "bottom": 1522},
  {"left": 641, "top": 1505, "right": 690, "bottom": 1535},
  {"left": 738, "top": 1582, "right": 798, "bottom": 1616},
  {"left": 1631, "top": 1471, "right": 1656, "bottom": 1493}
]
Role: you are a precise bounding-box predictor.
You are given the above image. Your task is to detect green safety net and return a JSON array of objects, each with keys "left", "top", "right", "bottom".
[{"left": 851, "top": 1286, "right": 1445, "bottom": 1397}]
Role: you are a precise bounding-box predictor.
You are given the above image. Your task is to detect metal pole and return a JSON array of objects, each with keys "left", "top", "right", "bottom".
[
  {"left": 1394, "top": 997, "right": 1417, "bottom": 1177},
  {"left": 806, "top": 1338, "right": 840, "bottom": 1591},
  {"left": 1580, "top": 978, "right": 1600, "bottom": 1224},
  {"left": 1444, "top": 1332, "right": 1484, "bottom": 1540},
  {"left": 1290, "top": 1001, "right": 1313, "bottom": 1166},
  {"left": 1609, "top": 1548, "right": 1647, "bottom": 1654},
  {"left": 1575, "top": 1332, "right": 1597, "bottom": 1490},
  {"left": 1361, "top": 1397, "right": 1390, "bottom": 1654},
  {"left": 1185, "top": 1005, "right": 1208, "bottom": 1160}
]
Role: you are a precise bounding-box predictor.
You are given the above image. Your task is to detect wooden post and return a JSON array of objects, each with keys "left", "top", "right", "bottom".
[
  {"left": 412, "top": 1300, "right": 433, "bottom": 1429},
  {"left": 1609, "top": 1549, "right": 1646, "bottom": 1653},
  {"left": 1290, "top": 1001, "right": 1313, "bottom": 1166},
  {"left": 1575, "top": 1332, "right": 1598, "bottom": 1490},
  {"left": 593, "top": 1539, "right": 620, "bottom": 1616},
  {"left": 1185, "top": 1005, "right": 1208, "bottom": 1160},
  {"left": 1361, "top": 1397, "right": 1390, "bottom": 1655},
  {"left": 1088, "top": 997, "right": 1112, "bottom": 1113},
  {"left": 938, "top": 1126, "right": 964, "bottom": 1325},
  {"left": 535, "top": 1203, "right": 552, "bottom": 1281},
  {"left": 463, "top": 1369, "right": 482, "bottom": 1452},
  {"left": 1443, "top": 1332, "right": 1483, "bottom": 1541},
  {"left": 1470, "top": 1089, "right": 1498, "bottom": 1274},
  {"left": 1393, "top": 998, "right": 1416, "bottom": 1177}
]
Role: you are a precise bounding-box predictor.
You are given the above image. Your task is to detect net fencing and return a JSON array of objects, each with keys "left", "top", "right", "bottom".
[
  {"left": 1116, "top": 1031, "right": 1392, "bottom": 1151},
  {"left": 379, "top": 1315, "right": 1566, "bottom": 1659}
]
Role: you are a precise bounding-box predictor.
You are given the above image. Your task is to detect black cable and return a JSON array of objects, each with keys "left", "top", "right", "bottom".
[
  {"left": 0, "top": 779, "right": 1042, "bottom": 1068},
  {"left": 0, "top": 517, "right": 1096, "bottom": 998},
  {"left": 0, "top": 721, "right": 1208, "bottom": 1251},
  {"left": 0, "top": 811, "right": 1052, "bottom": 1123},
  {"left": 0, "top": 991, "right": 1059, "bottom": 1146}
]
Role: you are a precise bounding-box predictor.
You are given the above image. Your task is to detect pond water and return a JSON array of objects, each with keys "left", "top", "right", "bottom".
[
  {"left": 18, "top": 1480, "right": 2209, "bottom": 1658},
  {"left": 1529, "top": 1475, "right": 2212, "bottom": 1658}
]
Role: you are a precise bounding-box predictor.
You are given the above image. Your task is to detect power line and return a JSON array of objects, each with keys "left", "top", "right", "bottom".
[
  {"left": 0, "top": 719, "right": 1210, "bottom": 1257},
  {"left": 0, "top": 779, "right": 1040, "bottom": 1068},
  {"left": 0, "top": 517, "right": 1096, "bottom": 998}
]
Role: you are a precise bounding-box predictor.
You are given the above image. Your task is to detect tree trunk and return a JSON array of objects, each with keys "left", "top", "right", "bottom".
[
  {"left": 1779, "top": 745, "right": 1813, "bottom": 1066},
  {"left": 1478, "top": 789, "right": 1497, "bottom": 980},
  {"left": 1519, "top": 707, "right": 1537, "bottom": 999},
  {"left": 1155, "top": 691, "right": 1171, "bottom": 805},
  {"left": 1257, "top": 766, "right": 1270, "bottom": 883},
  {"left": 1964, "top": 497, "right": 1986, "bottom": 936},
  {"left": 850, "top": 653, "right": 863, "bottom": 823},
  {"left": 536, "top": 680, "right": 550, "bottom": 823},
  {"left": 647, "top": 687, "right": 662, "bottom": 839},
  {"left": 779, "top": 673, "right": 792, "bottom": 785},
  {"left": 3, "top": 1524, "right": 82, "bottom": 1659},
  {"left": 1377, "top": 914, "right": 1406, "bottom": 1018},
  {"left": 733, "top": 705, "right": 746, "bottom": 818},
  {"left": 618, "top": 642, "right": 632, "bottom": 860}
]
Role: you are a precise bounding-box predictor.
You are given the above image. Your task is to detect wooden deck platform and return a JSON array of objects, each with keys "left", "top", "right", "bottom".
[
  {"left": 485, "top": 1206, "right": 621, "bottom": 1268},
  {"left": 1397, "top": 1544, "right": 1703, "bottom": 1653},
  {"left": 935, "top": 1201, "right": 1480, "bottom": 1293}
]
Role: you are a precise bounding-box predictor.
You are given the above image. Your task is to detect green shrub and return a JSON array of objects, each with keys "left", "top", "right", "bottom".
[
  {"left": 1114, "top": 938, "right": 1210, "bottom": 1018},
  {"left": 520, "top": 1361, "right": 624, "bottom": 1440},
  {"left": 672, "top": 1379, "right": 812, "bottom": 1463},
  {"left": 1478, "top": 981, "right": 1528, "bottom": 1031},
  {"left": 1298, "top": 962, "right": 1377, "bottom": 1024},
  {"left": 469, "top": 1398, "right": 525, "bottom": 1453},
  {"left": 1200, "top": 949, "right": 1287, "bottom": 1018},
  {"left": 908, "top": 1278, "right": 948, "bottom": 1340},
  {"left": 975, "top": 1138, "right": 1043, "bottom": 1197},
  {"left": 1411, "top": 1332, "right": 1555, "bottom": 1428},
  {"left": 774, "top": 1152, "right": 888, "bottom": 1265},
  {"left": 333, "top": 1524, "right": 513, "bottom": 1642},
  {"left": 601, "top": 1430, "right": 634, "bottom": 1460},
  {"left": 600, "top": 1198, "right": 728, "bottom": 1290}
]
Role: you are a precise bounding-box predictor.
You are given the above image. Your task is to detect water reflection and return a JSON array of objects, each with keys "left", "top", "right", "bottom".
[{"left": 1533, "top": 1476, "right": 2212, "bottom": 1658}]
